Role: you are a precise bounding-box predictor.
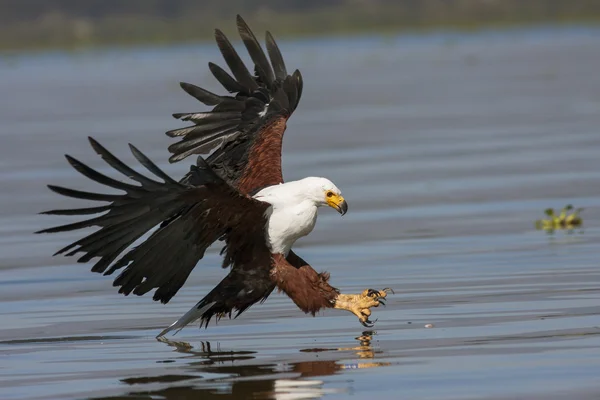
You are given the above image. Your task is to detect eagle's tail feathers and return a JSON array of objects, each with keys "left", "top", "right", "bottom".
[{"left": 156, "top": 301, "right": 217, "bottom": 338}]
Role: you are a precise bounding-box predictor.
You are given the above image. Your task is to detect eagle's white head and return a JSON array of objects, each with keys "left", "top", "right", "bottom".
[
  {"left": 293, "top": 177, "right": 347, "bottom": 215},
  {"left": 254, "top": 177, "right": 347, "bottom": 215}
]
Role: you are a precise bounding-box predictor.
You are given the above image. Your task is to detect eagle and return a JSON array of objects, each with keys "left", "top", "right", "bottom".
[{"left": 36, "top": 15, "right": 391, "bottom": 337}]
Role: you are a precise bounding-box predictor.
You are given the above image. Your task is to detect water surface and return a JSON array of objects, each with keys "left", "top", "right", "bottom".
[{"left": 1, "top": 27, "right": 600, "bottom": 400}]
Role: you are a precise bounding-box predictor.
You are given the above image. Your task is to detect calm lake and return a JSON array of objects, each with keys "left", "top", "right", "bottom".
[{"left": 1, "top": 26, "right": 600, "bottom": 400}]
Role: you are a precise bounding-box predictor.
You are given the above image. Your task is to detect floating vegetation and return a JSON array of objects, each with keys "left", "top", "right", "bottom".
[{"left": 535, "top": 204, "right": 583, "bottom": 233}]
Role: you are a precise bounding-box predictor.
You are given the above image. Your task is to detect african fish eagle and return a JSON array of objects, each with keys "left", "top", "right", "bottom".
[{"left": 36, "top": 15, "right": 391, "bottom": 337}]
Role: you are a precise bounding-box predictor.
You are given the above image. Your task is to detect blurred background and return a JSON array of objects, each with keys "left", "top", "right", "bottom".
[
  {"left": 1, "top": 0, "right": 600, "bottom": 51},
  {"left": 1, "top": 1, "right": 600, "bottom": 400}
]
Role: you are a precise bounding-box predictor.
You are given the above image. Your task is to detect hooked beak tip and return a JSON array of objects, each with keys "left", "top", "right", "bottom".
[{"left": 337, "top": 200, "right": 348, "bottom": 216}]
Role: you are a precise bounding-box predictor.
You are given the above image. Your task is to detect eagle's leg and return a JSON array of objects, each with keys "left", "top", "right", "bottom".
[
  {"left": 333, "top": 288, "right": 393, "bottom": 327},
  {"left": 277, "top": 252, "right": 393, "bottom": 327}
]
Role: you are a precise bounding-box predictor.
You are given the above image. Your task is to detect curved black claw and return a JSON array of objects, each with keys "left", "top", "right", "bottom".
[
  {"left": 379, "top": 299, "right": 386, "bottom": 307},
  {"left": 367, "top": 288, "right": 394, "bottom": 298}
]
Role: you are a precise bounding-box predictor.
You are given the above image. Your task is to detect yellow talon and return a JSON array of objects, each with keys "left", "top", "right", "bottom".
[{"left": 334, "top": 288, "right": 392, "bottom": 327}]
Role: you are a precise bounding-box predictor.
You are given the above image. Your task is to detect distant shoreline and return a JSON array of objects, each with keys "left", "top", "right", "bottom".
[{"left": 2, "top": 9, "right": 599, "bottom": 54}]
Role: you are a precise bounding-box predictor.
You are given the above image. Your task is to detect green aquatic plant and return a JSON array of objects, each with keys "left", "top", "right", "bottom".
[{"left": 535, "top": 204, "right": 583, "bottom": 233}]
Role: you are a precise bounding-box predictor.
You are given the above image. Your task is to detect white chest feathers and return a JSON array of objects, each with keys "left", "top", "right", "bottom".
[
  {"left": 263, "top": 201, "right": 318, "bottom": 255},
  {"left": 253, "top": 180, "right": 325, "bottom": 255}
]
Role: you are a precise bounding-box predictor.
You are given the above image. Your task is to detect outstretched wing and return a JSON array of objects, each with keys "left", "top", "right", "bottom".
[
  {"left": 36, "top": 137, "right": 272, "bottom": 305},
  {"left": 169, "top": 15, "right": 303, "bottom": 195}
]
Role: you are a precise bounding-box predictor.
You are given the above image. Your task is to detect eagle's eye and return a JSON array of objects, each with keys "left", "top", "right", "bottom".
[{"left": 326, "top": 191, "right": 334, "bottom": 198}]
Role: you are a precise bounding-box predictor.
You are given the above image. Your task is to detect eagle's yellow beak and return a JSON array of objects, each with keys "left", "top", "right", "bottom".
[{"left": 326, "top": 193, "right": 348, "bottom": 215}]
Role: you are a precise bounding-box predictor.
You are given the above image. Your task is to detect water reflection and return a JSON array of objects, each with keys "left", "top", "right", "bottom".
[
  {"left": 299, "top": 331, "right": 383, "bottom": 361},
  {"left": 92, "top": 332, "right": 390, "bottom": 400}
]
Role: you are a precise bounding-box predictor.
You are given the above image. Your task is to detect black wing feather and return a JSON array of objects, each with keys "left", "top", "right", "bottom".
[
  {"left": 179, "top": 82, "right": 226, "bottom": 106},
  {"left": 128, "top": 144, "right": 180, "bottom": 185},
  {"left": 291, "top": 69, "right": 303, "bottom": 111},
  {"left": 65, "top": 155, "right": 140, "bottom": 192},
  {"left": 166, "top": 121, "right": 239, "bottom": 139},
  {"left": 172, "top": 111, "right": 241, "bottom": 123},
  {"left": 208, "top": 62, "right": 246, "bottom": 94},
  {"left": 265, "top": 31, "right": 287, "bottom": 80},
  {"left": 168, "top": 129, "right": 238, "bottom": 158},
  {"left": 41, "top": 205, "right": 111, "bottom": 216},
  {"left": 89, "top": 137, "right": 163, "bottom": 188},
  {"left": 46, "top": 185, "right": 120, "bottom": 202},
  {"left": 236, "top": 15, "right": 275, "bottom": 87},
  {"left": 214, "top": 28, "right": 258, "bottom": 92}
]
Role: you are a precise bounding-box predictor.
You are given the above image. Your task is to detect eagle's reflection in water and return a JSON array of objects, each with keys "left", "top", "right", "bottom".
[{"left": 91, "top": 332, "right": 390, "bottom": 400}]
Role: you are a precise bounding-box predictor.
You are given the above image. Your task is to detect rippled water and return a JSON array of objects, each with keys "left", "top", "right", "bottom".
[{"left": 1, "top": 26, "right": 600, "bottom": 400}]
